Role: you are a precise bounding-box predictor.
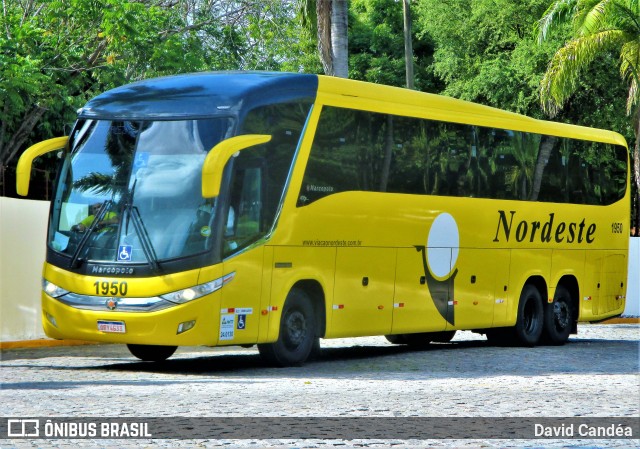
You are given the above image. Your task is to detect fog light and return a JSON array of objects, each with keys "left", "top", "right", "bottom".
[
  {"left": 177, "top": 320, "right": 196, "bottom": 334},
  {"left": 45, "top": 312, "right": 58, "bottom": 328}
]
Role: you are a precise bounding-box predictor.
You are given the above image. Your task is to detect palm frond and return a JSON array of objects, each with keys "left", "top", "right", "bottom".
[
  {"left": 621, "top": 39, "right": 640, "bottom": 112},
  {"left": 579, "top": 0, "right": 613, "bottom": 35},
  {"left": 73, "top": 173, "right": 114, "bottom": 195},
  {"left": 537, "top": 0, "right": 578, "bottom": 43},
  {"left": 541, "top": 29, "right": 626, "bottom": 114}
]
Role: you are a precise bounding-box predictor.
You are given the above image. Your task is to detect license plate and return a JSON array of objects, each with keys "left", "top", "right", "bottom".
[{"left": 97, "top": 320, "right": 126, "bottom": 333}]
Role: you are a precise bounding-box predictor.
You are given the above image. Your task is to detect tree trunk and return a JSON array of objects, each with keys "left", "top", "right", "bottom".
[
  {"left": 530, "top": 135, "right": 556, "bottom": 201},
  {"left": 316, "top": 0, "right": 333, "bottom": 76},
  {"left": 330, "top": 0, "right": 348, "bottom": 78},
  {"left": 634, "top": 106, "right": 640, "bottom": 235},
  {"left": 379, "top": 115, "right": 394, "bottom": 192},
  {"left": 0, "top": 105, "right": 48, "bottom": 167},
  {"left": 403, "top": 0, "right": 414, "bottom": 89}
]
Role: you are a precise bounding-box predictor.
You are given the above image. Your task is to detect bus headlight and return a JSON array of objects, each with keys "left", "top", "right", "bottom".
[
  {"left": 160, "top": 272, "right": 235, "bottom": 304},
  {"left": 42, "top": 279, "right": 69, "bottom": 298}
]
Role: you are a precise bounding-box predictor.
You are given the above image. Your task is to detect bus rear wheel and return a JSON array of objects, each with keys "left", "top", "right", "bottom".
[
  {"left": 541, "top": 285, "right": 573, "bottom": 345},
  {"left": 513, "top": 284, "right": 544, "bottom": 346},
  {"left": 258, "top": 289, "right": 318, "bottom": 367},
  {"left": 127, "top": 344, "right": 177, "bottom": 362}
]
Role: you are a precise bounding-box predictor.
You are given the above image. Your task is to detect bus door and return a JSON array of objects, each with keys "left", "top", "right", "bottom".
[
  {"left": 331, "top": 247, "right": 396, "bottom": 337},
  {"left": 219, "top": 158, "right": 269, "bottom": 345}
]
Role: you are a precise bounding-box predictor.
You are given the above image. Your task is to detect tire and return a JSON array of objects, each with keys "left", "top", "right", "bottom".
[
  {"left": 258, "top": 289, "right": 318, "bottom": 367},
  {"left": 428, "top": 330, "right": 456, "bottom": 343},
  {"left": 513, "top": 284, "right": 544, "bottom": 346},
  {"left": 127, "top": 344, "right": 177, "bottom": 362},
  {"left": 485, "top": 328, "right": 510, "bottom": 346},
  {"left": 385, "top": 334, "right": 408, "bottom": 344},
  {"left": 386, "top": 330, "right": 455, "bottom": 346},
  {"left": 541, "top": 285, "right": 573, "bottom": 345}
]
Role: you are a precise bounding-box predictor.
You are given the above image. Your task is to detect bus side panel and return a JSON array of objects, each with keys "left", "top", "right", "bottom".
[
  {"left": 268, "top": 246, "right": 336, "bottom": 342},
  {"left": 550, "top": 248, "right": 585, "bottom": 299},
  {"left": 599, "top": 252, "right": 627, "bottom": 317},
  {"left": 581, "top": 251, "right": 627, "bottom": 321},
  {"left": 450, "top": 248, "right": 510, "bottom": 330},
  {"left": 581, "top": 251, "right": 603, "bottom": 320},
  {"left": 331, "top": 247, "right": 396, "bottom": 337},
  {"left": 506, "top": 249, "right": 551, "bottom": 325},
  {"left": 219, "top": 247, "right": 265, "bottom": 346},
  {"left": 392, "top": 248, "right": 447, "bottom": 334}
]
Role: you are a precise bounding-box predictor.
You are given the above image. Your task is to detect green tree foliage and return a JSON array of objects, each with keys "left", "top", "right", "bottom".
[
  {"left": 0, "top": 0, "right": 309, "bottom": 197},
  {"left": 537, "top": 0, "right": 640, "bottom": 229},
  {"left": 349, "top": 0, "right": 437, "bottom": 91},
  {"left": 416, "top": 0, "right": 568, "bottom": 117}
]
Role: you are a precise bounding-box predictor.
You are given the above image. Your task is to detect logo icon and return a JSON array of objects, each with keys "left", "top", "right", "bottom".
[
  {"left": 106, "top": 298, "right": 119, "bottom": 310},
  {"left": 416, "top": 212, "right": 459, "bottom": 325},
  {"left": 237, "top": 314, "right": 246, "bottom": 330},
  {"left": 7, "top": 419, "right": 40, "bottom": 437},
  {"left": 118, "top": 245, "right": 132, "bottom": 261}
]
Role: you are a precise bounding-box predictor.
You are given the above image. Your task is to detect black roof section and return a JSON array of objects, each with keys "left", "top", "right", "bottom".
[{"left": 78, "top": 71, "right": 319, "bottom": 120}]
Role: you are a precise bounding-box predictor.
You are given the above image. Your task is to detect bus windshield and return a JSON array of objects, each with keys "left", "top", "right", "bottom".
[{"left": 50, "top": 118, "right": 234, "bottom": 265}]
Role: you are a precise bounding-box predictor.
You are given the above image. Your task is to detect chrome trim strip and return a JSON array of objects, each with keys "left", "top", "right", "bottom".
[{"left": 56, "top": 293, "right": 175, "bottom": 313}]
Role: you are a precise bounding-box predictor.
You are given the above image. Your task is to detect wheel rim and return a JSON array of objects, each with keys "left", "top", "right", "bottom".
[
  {"left": 283, "top": 309, "right": 307, "bottom": 350},
  {"left": 553, "top": 300, "right": 570, "bottom": 331}
]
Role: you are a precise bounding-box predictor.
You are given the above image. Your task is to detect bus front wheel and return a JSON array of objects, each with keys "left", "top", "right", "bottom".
[
  {"left": 541, "top": 285, "right": 573, "bottom": 345},
  {"left": 127, "top": 344, "right": 177, "bottom": 362},
  {"left": 258, "top": 289, "right": 318, "bottom": 367}
]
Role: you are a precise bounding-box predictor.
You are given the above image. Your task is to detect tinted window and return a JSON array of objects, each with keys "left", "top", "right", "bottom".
[{"left": 298, "top": 106, "right": 627, "bottom": 206}]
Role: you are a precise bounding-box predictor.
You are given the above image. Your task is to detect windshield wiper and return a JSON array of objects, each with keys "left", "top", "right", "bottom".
[
  {"left": 69, "top": 200, "right": 112, "bottom": 268},
  {"left": 128, "top": 205, "right": 160, "bottom": 273},
  {"left": 122, "top": 179, "right": 160, "bottom": 273}
]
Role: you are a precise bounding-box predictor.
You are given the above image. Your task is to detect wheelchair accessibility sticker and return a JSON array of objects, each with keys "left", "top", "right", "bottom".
[
  {"left": 118, "top": 245, "right": 133, "bottom": 261},
  {"left": 237, "top": 314, "right": 246, "bottom": 330}
]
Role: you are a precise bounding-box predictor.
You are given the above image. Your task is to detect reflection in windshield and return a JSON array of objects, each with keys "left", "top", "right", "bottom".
[{"left": 49, "top": 118, "right": 233, "bottom": 265}]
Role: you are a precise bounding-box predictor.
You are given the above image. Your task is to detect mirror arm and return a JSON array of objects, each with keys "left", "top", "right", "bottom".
[
  {"left": 16, "top": 136, "right": 69, "bottom": 196},
  {"left": 201, "top": 134, "right": 271, "bottom": 198}
]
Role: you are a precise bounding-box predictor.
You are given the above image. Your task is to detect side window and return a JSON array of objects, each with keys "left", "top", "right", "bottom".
[
  {"left": 223, "top": 100, "right": 312, "bottom": 256},
  {"left": 223, "top": 158, "right": 265, "bottom": 255},
  {"left": 298, "top": 107, "right": 386, "bottom": 206},
  {"left": 299, "top": 106, "right": 627, "bottom": 206}
]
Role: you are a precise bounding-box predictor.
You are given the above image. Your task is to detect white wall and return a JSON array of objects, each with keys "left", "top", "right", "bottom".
[
  {"left": 626, "top": 237, "right": 640, "bottom": 316},
  {"left": 1, "top": 197, "right": 639, "bottom": 342},
  {"left": 0, "top": 197, "right": 49, "bottom": 341}
]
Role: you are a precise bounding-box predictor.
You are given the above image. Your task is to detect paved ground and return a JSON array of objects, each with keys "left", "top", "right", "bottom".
[{"left": 1, "top": 323, "right": 638, "bottom": 448}]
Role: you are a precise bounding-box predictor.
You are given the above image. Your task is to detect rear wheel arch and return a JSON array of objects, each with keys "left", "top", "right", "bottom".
[
  {"left": 557, "top": 275, "right": 579, "bottom": 331},
  {"left": 526, "top": 275, "right": 548, "bottom": 302},
  {"left": 290, "top": 279, "right": 326, "bottom": 338}
]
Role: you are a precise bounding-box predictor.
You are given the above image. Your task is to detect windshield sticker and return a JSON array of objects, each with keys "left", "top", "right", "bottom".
[
  {"left": 219, "top": 314, "right": 235, "bottom": 340},
  {"left": 52, "top": 232, "right": 70, "bottom": 252},
  {"left": 200, "top": 226, "right": 211, "bottom": 237},
  {"left": 133, "top": 152, "right": 149, "bottom": 170},
  {"left": 117, "top": 245, "right": 133, "bottom": 261}
]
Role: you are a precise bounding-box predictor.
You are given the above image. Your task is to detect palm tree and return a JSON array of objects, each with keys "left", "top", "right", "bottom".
[
  {"left": 537, "top": 0, "right": 640, "bottom": 231},
  {"left": 300, "top": 0, "right": 349, "bottom": 78}
]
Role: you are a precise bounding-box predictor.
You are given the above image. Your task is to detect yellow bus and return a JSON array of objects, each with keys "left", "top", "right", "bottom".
[{"left": 17, "top": 72, "right": 630, "bottom": 366}]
